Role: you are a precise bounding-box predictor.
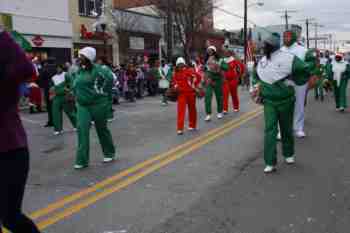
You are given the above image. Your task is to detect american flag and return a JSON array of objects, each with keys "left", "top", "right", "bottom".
[{"left": 246, "top": 28, "right": 255, "bottom": 62}]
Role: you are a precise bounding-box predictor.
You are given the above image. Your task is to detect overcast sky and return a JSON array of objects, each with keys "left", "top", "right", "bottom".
[{"left": 214, "top": 0, "right": 350, "bottom": 41}]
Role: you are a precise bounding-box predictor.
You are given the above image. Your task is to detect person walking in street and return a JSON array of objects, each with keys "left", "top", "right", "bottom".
[
  {"left": 159, "top": 61, "right": 171, "bottom": 106},
  {"left": 252, "top": 33, "right": 316, "bottom": 173},
  {"left": 73, "top": 47, "right": 116, "bottom": 169},
  {"left": 39, "top": 57, "right": 57, "bottom": 127},
  {"left": 222, "top": 49, "right": 245, "bottom": 114},
  {"left": 314, "top": 56, "right": 326, "bottom": 101},
  {"left": 51, "top": 64, "right": 77, "bottom": 135},
  {"left": 0, "top": 29, "right": 42, "bottom": 233},
  {"left": 204, "top": 46, "right": 228, "bottom": 121},
  {"left": 172, "top": 57, "right": 202, "bottom": 135},
  {"left": 280, "top": 31, "right": 309, "bottom": 138},
  {"left": 327, "top": 53, "right": 350, "bottom": 112},
  {"left": 96, "top": 57, "right": 115, "bottom": 120}
]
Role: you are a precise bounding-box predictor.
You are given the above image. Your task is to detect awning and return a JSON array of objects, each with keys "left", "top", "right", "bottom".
[{"left": 10, "top": 30, "right": 32, "bottom": 51}]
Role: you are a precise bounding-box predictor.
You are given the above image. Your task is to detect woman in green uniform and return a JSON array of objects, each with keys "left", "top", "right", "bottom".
[
  {"left": 327, "top": 53, "right": 350, "bottom": 112},
  {"left": 51, "top": 64, "right": 77, "bottom": 135},
  {"left": 252, "top": 33, "right": 315, "bottom": 173},
  {"left": 204, "top": 46, "right": 228, "bottom": 121},
  {"left": 73, "top": 47, "right": 116, "bottom": 169}
]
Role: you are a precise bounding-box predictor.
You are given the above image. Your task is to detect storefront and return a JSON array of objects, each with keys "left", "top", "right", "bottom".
[
  {"left": 24, "top": 35, "right": 72, "bottom": 63},
  {"left": 119, "top": 32, "right": 161, "bottom": 64}
]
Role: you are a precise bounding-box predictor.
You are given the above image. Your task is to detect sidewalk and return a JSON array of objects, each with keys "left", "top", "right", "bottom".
[{"left": 150, "top": 96, "right": 350, "bottom": 233}]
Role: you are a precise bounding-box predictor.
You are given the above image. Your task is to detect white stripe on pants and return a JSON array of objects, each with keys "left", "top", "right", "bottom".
[{"left": 294, "top": 84, "right": 308, "bottom": 132}]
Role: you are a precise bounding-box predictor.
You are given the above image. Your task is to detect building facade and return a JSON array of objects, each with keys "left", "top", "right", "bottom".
[
  {"left": 0, "top": 0, "right": 73, "bottom": 63},
  {"left": 70, "top": 0, "right": 114, "bottom": 63}
]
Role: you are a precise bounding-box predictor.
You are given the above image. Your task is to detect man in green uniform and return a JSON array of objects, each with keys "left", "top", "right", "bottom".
[
  {"left": 252, "top": 33, "right": 316, "bottom": 173},
  {"left": 327, "top": 53, "right": 350, "bottom": 111},
  {"left": 314, "top": 59, "right": 326, "bottom": 101},
  {"left": 51, "top": 64, "right": 77, "bottom": 135},
  {"left": 73, "top": 47, "right": 116, "bottom": 169},
  {"left": 204, "top": 46, "right": 228, "bottom": 121}
]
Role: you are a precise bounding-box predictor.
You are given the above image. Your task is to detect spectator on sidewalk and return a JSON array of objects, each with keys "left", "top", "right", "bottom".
[{"left": 0, "top": 28, "right": 42, "bottom": 233}]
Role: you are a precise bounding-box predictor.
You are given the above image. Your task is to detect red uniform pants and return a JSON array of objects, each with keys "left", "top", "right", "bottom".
[
  {"left": 29, "top": 86, "right": 42, "bottom": 108},
  {"left": 223, "top": 79, "right": 239, "bottom": 112},
  {"left": 177, "top": 92, "right": 197, "bottom": 131}
]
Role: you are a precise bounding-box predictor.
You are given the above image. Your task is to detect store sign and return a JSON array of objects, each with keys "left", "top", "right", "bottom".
[
  {"left": 32, "top": 35, "right": 44, "bottom": 47},
  {"left": 130, "top": 37, "right": 145, "bottom": 50}
]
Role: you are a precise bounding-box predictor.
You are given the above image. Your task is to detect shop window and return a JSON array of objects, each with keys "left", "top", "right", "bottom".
[{"left": 79, "top": 0, "right": 102, "bottom": 17}]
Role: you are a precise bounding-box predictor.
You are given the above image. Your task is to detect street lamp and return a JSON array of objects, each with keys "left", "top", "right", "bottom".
[{"left": 244, "top": 1, "right": 264, "bottom": 64}]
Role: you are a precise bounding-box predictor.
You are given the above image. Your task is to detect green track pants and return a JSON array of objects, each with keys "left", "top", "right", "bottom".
[
  {"left": 314, "top": 80, "right": 324, "bottom": 100},
  {"left": 264, "top": 100, "right": 295, "bottom": 166},
  {"left": 334, "top": 79, "right": 348, "bottom": 109},
  {"left": 205, "top": 81, "right": 223, "bottom": 115},
  {"left": 52, "top": 95, "right": 76, "bottom": 132},
  {"left": 76, "top": 102, "right": 116, "bottom": 167}
]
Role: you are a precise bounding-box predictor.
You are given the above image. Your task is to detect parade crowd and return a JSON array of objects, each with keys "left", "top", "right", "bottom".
[{"left": 1, "top": 24, "right": 350, "bottom": 232}]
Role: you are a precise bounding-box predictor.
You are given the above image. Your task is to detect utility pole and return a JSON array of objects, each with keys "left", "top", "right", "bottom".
[
  {"left": 277, "top": 10, "right": 297, "bottom": 30},
  {"left": 166, "top": 0, "right": 173, "bottom": 62},
  {"left": 297, "top": 18, "right": 315, "bottom": 49},
  {"left": 243, "top": 0, "right": 248, "bottom": 64},
  {"left": 313, "top": 23, "right": 324, "bottom": 49}
]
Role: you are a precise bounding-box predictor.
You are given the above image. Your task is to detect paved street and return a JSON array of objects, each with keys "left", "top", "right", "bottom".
[{"left": 18, "top": 90, "right": 350, "bottom": 233}]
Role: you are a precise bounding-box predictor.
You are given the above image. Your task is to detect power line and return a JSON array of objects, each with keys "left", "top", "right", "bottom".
[
  {"left": 276, "top": 10, "right": 298, "bottom": 30},
  {"left": 215, "top": 7, "right": 275, "bottom": 35},
  {"left": 297, "top": 18, "right": 315, "bottom": 49}
]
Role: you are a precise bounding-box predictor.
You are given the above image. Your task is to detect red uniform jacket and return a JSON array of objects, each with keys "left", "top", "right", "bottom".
[
  {"left": 224, "top": 57, "right": 246, "bottom": 82},
  {"left": 172, "top": 67, "right": 202, "bottom": 93}
]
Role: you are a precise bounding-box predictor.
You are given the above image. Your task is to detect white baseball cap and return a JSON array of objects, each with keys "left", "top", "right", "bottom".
[
  {"left": 79, "top": 47, "right": 96, "bottom": 62},
  {"left": 207, "top": 45, "right": 217, "bottom": 53},
  {"left": 176, "top": 57, "right": 186, "bottom": 66}
]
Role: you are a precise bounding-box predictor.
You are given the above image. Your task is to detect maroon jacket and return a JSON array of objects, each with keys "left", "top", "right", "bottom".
[{"left": 0, "top": 32, "right": 35, "bottom": 153}]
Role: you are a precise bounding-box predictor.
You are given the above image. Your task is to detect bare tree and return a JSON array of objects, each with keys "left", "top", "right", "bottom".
[{"left": 150, "top": 0, "right": 219, "bottom": 59}]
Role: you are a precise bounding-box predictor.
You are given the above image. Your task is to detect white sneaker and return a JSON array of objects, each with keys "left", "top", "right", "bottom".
[
  {"left": 234, "top": 109, "right": 240, "bottom": 112},
  {"left": 73, "top": 128, "right": 77, "bottom": 132},
  {"left": 74, "top": 164, "right": 87, "bottom": 170},
  {"left": 103, "top": 157, "right": 115, "bottom": 163},
  {"left": 54, "top": 131, "right": 62, "bottom": 136},
  {"left": 205, "top": 115, "right": 212, "bottom": 122},
  {"left": 188, "top": 127, "right": 196, "bottom": 131},
  {"left": 277, "top": 132, "right": 282, "bottom": 140},
  {"left": 217, "top": 113, "right": 223, "bottom": 119},
  {"left": 161, "top": 102, "right": 168, "bottom": 106},
  {"left": 285, "top": 157, "right": 295, "bottom": 164},
  {"left": 295, "top": 131, "right": 306, "bottom": 138},
  {"left": 264, "top": 166, "right": 276, "bottom": 173},
  {"left": 340, "top": 107, "right": 345, "bottom": 112},
  {"left": 177, "top": 130, "right": 184, "bottom": 135}
]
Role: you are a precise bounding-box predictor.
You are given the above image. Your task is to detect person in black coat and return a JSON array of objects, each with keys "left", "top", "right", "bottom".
[{"left": 39, "top": 57, "right": 57, "bottom": 127}]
